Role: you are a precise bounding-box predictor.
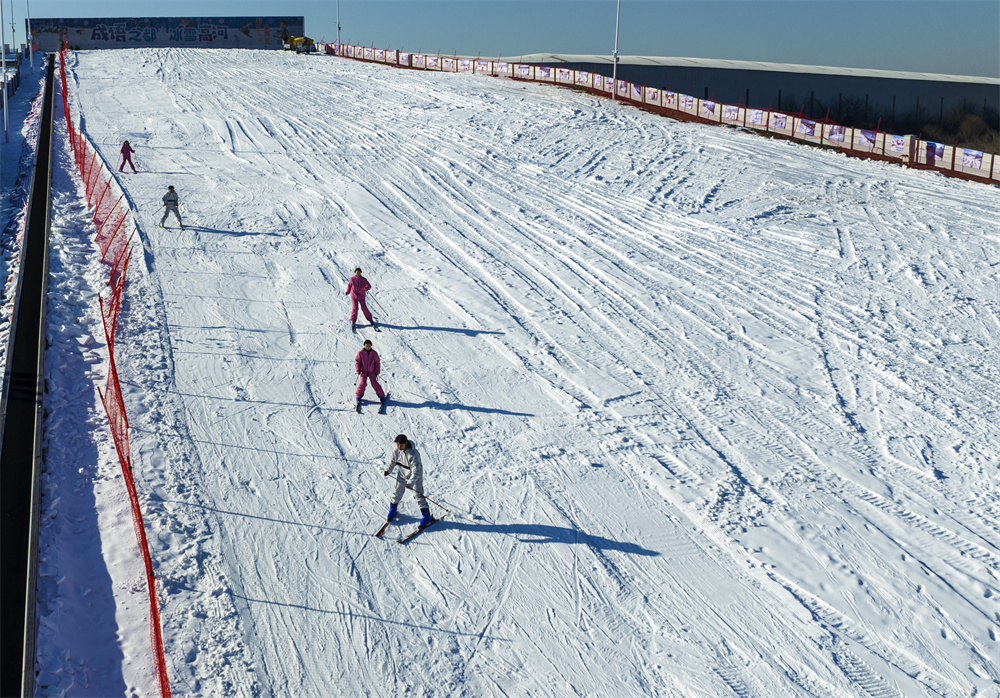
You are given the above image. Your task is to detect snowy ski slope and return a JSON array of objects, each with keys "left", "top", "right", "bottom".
[{"left": 49, "top": 48, "right": 1000, "bottom": 696}]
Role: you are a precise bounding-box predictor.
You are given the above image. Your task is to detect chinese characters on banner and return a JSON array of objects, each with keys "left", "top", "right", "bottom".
[{"left": 31, "top": 16, "right": 303, "bottom": 50}]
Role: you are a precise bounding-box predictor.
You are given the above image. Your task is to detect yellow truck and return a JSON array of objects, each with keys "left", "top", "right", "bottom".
[{"left": 282, "top": 36, "right": 316, "bottom": 53}]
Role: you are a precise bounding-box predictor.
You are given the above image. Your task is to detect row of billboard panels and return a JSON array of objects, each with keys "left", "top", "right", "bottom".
[{"left": 320, "top": 43, "right": 998, "bottom": 184}]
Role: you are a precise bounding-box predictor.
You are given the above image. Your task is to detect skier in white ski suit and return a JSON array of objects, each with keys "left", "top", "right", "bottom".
[
  {"left": 383, "top": 434, "right": 431, "bottom": 526},
  {"left": 160, "top": 185, "right": 183, "bottom": 228}
]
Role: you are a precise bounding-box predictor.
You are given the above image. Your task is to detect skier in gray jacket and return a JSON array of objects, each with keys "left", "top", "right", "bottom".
[
  {"left": 160, "top": 185, "right": 183, "bottom": 229},
  {"left": 383, "top": 434, "right": 432, "bottom": 527}
]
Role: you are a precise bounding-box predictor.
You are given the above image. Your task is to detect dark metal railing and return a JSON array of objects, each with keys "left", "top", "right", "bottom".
[{"left": 0, "top": 54, "right": 54, "bottom": 698}]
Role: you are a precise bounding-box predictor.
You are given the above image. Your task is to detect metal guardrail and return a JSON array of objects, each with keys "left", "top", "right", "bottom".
[{"left": 0, "top": 55, "right": 54, "bottom": 698}]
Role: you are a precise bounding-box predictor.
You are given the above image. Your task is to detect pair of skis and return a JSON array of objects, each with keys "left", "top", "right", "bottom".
[{"left": 375, "top": 514, "right": 446, "bottom": 544}]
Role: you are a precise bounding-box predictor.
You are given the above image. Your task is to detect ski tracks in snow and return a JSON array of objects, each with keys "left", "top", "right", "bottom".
[{"left": 59, "top": 48, "right": 1000, "bottom": 696}]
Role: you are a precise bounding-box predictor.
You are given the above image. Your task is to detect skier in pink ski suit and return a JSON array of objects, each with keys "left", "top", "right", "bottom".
[
  {"left": 345, "top": 268, "right": 375, "bottom": 330},
  {"left": 119, "top": 140, "right": 136, "bottom": 173},
  {"left": 355, "top": 339, "right": 387, "bottom": 410}
]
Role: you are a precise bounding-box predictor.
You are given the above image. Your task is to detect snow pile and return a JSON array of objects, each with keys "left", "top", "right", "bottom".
[{"left": 38, "top": 47, "right": 1000, "bottom": 696}]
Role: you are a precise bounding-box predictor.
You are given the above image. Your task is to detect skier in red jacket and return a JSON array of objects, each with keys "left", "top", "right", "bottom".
[
  {"left": 355, "top": 339, "right": 387, "bottom": 412},
  {"left": 345, "top": 267, "right": 376, "bottom": 332},
  {"left": 119, "top": 140, "right": 136, "bottom": 173}
]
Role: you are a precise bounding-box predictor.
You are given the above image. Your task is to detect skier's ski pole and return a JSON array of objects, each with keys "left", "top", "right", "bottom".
[
  {"left": 403, "top": 483, "right": 451, "bottom": 513},
  {"left": 368, "top": 292, "right": 388, "bottom": 317},
  {"left": 385, "top": 474, "right": 451, "bottom": 514}
]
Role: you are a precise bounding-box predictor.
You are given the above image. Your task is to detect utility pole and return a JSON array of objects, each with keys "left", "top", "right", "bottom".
[
  {"left": 337, "top": 0, "right": 341, "bottom": 50},
  {"left": 26, "top": 0, "right": 33, "bottom": 73},
  {"left": 1, "top": 0, "right": 9, "bottom": 143},
  {"left": 611, "top": 0, "right": 620, "bottom": 102}
]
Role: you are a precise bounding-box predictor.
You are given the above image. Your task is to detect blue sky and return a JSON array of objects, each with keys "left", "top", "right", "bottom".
[{"left": 5, "top": 1, "right": 998, "bottom": 77}]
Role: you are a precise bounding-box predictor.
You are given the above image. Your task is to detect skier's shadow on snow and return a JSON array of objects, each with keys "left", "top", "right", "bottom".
[
  {"left": 441, "top": 521, "right": 660, "bottom": 557},
  {"left": 182, "top": 225, "right": 284, "bottom": 237},
  {"left": 376, "top": 323, "right": 504, "bottom": 337},
  {"left": 388, "top": 399, "right": 533, "bottom": 417}
]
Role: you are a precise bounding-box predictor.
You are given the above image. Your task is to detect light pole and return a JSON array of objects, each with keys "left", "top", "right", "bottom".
[
  {"left": 611, "top": 0, "right": 620, "bottom": 101},
  {"left": 337, "top": 0, "right": 341, "bottom": 52},
  {"left": 1, "top": 0, "right": 8, "bottom": 143},
  {"left": 25, "top": 0, "right": 32, "bottom": 73}
]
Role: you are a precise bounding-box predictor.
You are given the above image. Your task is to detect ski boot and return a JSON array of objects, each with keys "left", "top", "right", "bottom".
[
  {"left": 355, "top": 398, "right": 362, "bottom": 413},
  {"left": 419, "top": 508, "right": 433, "bottom": 528},
  {"left": 387, "top": 504, "right": 398, "bottom": 522},
  {"left": 351, "top": 321, "right": 357, "bottom": 333}
]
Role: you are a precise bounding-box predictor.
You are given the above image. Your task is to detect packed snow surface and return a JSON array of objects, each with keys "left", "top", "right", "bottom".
[{"left": 43, "top": 47, "right": 1000, "bottom": 696}]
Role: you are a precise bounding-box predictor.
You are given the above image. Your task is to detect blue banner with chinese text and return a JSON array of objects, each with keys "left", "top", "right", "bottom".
[{"left": 30, "top": 16, "right": 305, "bottom": 51}]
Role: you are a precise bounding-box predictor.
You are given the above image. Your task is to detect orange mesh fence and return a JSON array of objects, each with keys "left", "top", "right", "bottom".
[
  {"left": 94, "top": 195, "right": 126, "bottom": 256},
  {"left": 99, "top": 211, "right": 131, "bottom": 265}
]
